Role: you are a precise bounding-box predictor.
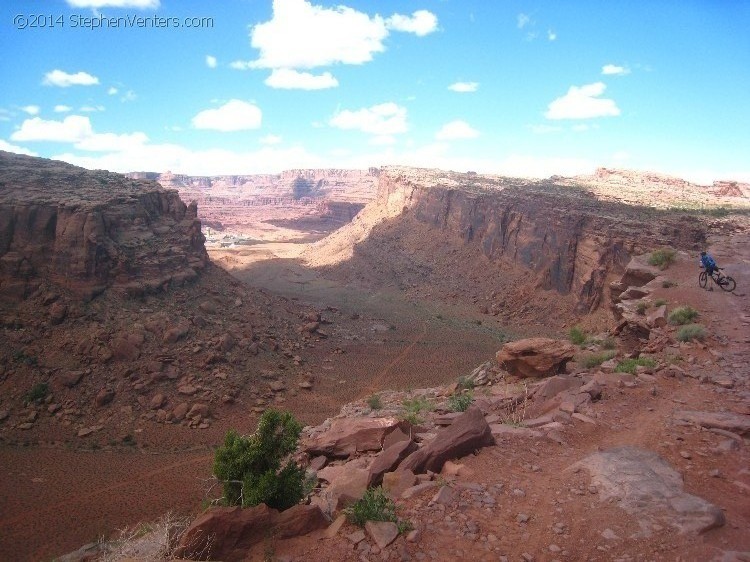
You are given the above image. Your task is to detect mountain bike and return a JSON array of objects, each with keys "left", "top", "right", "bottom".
[{"left": 699, "top": 267, "right": 736, "bottom": 292}]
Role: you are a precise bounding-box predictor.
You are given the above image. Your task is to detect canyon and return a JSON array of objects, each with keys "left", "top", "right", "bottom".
[{"left": 0, "top": 151, "right": 748, "bottom": 561}]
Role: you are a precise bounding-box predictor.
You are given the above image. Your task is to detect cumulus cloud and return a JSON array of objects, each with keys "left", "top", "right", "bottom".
[
  {"left": 108, "top": 87, "right": 119, "bottom": 95},
  {"left": 545, "top": 82, "right": 620, "bottom": 120},
  {"left": 80, "top": 105, "right": 105, "bottom": 112},
  {"left": 547, "top": 29, "right": 557, "bottom": 41},
  {"left": 43, "top": 69, "right": 100, "bottom": 87},
  {"left": 517, "top": 13, "right": 531, "bottom": 29},
  {"left": 435, "top": 120, "right": 479, "bottom": 141},
  {"left": 11, "top": 116, "right": 94, "bottom": 143},
  {"left": 264, "top": 68, "right": 338, "bottom": 90},
  {"left": 0, "top": 139, "right": 38, "bottom": 156},
  {"left": 192, "top": 100, "right": 262, "bottom": 131},
  {"left": 66, "top": 0, "right": 159, "bottom": 8},
  {"left": 385, "top": 10, "right": 438, "bottom": 36},
  {"left": 602, "top": 64, "right": 630, "bottom": 76},
  {"left": 246, "top": 0, "right": 437, "bottom": 71},
  {"left": 21, "top": 105, "right": 40, "bottom": 115},
  {"left": 205, "top": 55, "right": 217, "bottom": 69},
  {"left": 75, "top": 132, "right": 149, "bottom": 152},
  {"left": 260, "top": 134, "right": 283, "bottom": 145},
  {"left": 329, "top": 102, "right": 408, "bottom": 136},
  {"left": 54, "top": 105, "right": 72, "bottom": 113},
  {"left": 448, "top": 82, "right": 478, "bottom": 93}
]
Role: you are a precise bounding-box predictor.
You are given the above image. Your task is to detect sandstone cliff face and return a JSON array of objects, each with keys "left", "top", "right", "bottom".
[
  {"left": 308, "top": 167, "right": 705, "bottom": 313},
  {"left": 0, "top": 151, "right": 207, "bottom": 301}
]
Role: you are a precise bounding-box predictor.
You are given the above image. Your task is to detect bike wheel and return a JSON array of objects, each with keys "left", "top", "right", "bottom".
[
  {"left": 719, "top": 276, "right": 736, "bottom": 292},
  {"left": 699, "top": 271, "right": 707, "bottom": 288}
]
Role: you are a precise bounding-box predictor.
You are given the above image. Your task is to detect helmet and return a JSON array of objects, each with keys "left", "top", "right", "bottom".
[{"left": 700, "top": 251, "right": 706, "bottom": 256}]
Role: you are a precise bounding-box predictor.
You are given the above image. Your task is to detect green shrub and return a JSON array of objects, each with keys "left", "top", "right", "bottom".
[
  {"left": 346, "top": 487, "right": 409, "bottom": 531},
  {"left": 580, "top": 350, "right": 616, "bottom": 369},
  {"left": 668, "top": 306, "right": 699, "bottom": 325},
  {"left": 654, "top": 298, "right": 668, "bottom": 307},
  {"left": 569, "top": 326, "right": 587, "bottom": 345},
  {"left": 456, "top": 376, "right": 475, "bottom": 391},
  {"left": 599, "top": 337, "right": 617, "bottom": 350},
  {"left": 636, "top": 301, "right": 649, "bottom": 315},
  {"left": 213, "top": 409, "right": 304, "bottom": 511},
  {"left": 448, "top": 391, "right": 473, "bottom": 412},
  {"left": 662, "top": 280, "right": 676, "bottom": 288},
  {"left": 648, "top": 248, "right": 677, "bottom": 269},
  {"left": 615, "top": 357, "right": 657, "bottom": 374},
  {"left": 366, "top": 394, "right": 382, "bottom": 410},
  {"left": 23, "top": 382, "right": 49, "bottom": 405},
  {"left": 677, "top": 324, "right": 707, "bottom": 342}
]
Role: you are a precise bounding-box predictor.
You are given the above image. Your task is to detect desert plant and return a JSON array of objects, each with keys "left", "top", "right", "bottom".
[
  {"left": 23, "top": 382, "right": 48, "bottom": 405},
  {"left": 213, "top": 409, "right": 304, "bottom": 511},
  {"left": 366, "top": 394, "right": 382, "bottom": 410},
  {"left": 599, "top": 337, "right": 617, "bottom": 350},
  {"left": 668, "top": 306, "right": 699, "bottom": 325},
  {"left": 448, "top": 391, "right": 473, "bottom": 412},
  {"left": 636, "top": 301, "right": 649, "bottom": 315},
  {"left": 654, "top": 298, "right": 668, "bottom": 307},
  {"left": 677, "top": 324, "right": 707, "bottom": 342},
  {"left": 580, "top": 350, "right": 616, "bottom": 369},
  {"left": 615, "top": 357, "right": 657, "bottom": 374},
  {"left": 648, "top": 248, "right": 677, "bottom": 269},
  {"left": 401, "top": 396, "right": 433, "bottom": 424},
  {"left": 662, "top": 280, "right": 676, "bottom": 288},
  {"left": 456, "top": 376, "right": 475, "bottom": 391},
  {"left": 569, "top": 326, "right": 587, "bottom": 345},
  {"left": 346, "top": 487, "right": 403, "bottom": 528}
]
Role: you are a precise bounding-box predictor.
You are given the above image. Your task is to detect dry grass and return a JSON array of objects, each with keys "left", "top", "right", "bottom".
[{"left": 98, "top": 512, "right": 192, "bottom": 562}]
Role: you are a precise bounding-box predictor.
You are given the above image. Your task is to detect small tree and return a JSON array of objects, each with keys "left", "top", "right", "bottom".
[{"left": 213, "top": 409, "right": 304, "bottom": 511}]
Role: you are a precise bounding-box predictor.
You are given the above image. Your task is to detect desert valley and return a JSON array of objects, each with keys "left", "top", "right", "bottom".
[{"left": 0, "top": 150, "right": 749, "bottom": 562}]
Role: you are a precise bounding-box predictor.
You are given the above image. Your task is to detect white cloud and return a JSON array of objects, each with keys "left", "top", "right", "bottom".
[
  {"left": 74, "top": 132, "right": 148, "bottom": 152},
  {"left": 260, "top": 134, "right": 283, "bottom": 145},
  {"left": 329, "top": 102, "right": 408, "bottom": 136},
  {"left": 54, "top": 105, "right": 72, "bottom": 113},
  {"left": 11, "top": 116, "right": 94, "bottom": 142},
  {"left": 229, "top": 60, "right": 252, "bottom": 70},
  {"left": 249, "top": 0, "right": 389, "bottom": 69},
  {"left": 121, "top": 90, "right": 137, "bottom": 102},
  {"left": 43, "top": 69, "right": 99, "bottom": 87},
  {"left": 192, "top": 100, "right": 262, "bottom": 131},
  {"left": 602, "top": 64, "right": 630, "bottom": 76},
  {"left": 435, "top": 120, "right": 480, "bottom": 141},
  {"left": 0, "top": 109, "right": 12, "bottom": 122},
  {"left": 206, "top": 55, "right": 217, "bottom": 69},
  {"left": 517, "top": 13, "right": 531, "bottom": 29},
  {"left": 264, "top": 68, "right": 338, "bottom": 90},
  {"left": 545, "top": 82, "right": 620, "bottom": 120},
  {"left": 448, "top": 81, "right": 478, "bottom": 93},
  {"left": 370, "top": 135, "right": 397, "bottom": 146},
  {"left": 66, "top": 0, "right": 159, "bottom": 8},
  {"left": 385, "top": 10, "right": 438, "bottom": 36},
  {"left": 80, "top": 105, "right": 105, "bottom": 112},
  {"left": 0, "top": 139, "right": 38, "bottom": 156},
  {"left": 547, "top": 29, "right": 557, "bottom": 41},
  {"left": 108, "top": 87, "right": 119, "bottom": 95},
  {"left": 21, "top": 105, "right": 41, "bottom": 115}
]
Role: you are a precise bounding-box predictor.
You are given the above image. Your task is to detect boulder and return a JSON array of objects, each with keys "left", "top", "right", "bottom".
[
  {"left": 646, "top": 305, "right": 668, "bottom": 328},
  {"left": 60, "top": 371, "right": 84, "bottom": 388},
  {"left": 620, "top": 257, "right": 661, "bottom": 287},
  {"left": 399, "top": 408, "right": 494, "bottom": 474},
  {"left": 674, "top": 411, "right": 750, "bottom": 436},
  {"left": 324, "top": 467, "right": 369, "bottom": 509},
  {"left": 368, "top": 439, "right": 418, "bottom": 486},
  {"left": 149, "top": 393, "right": 166, "bottom": 410},
  {"left": 274, "top": 504, "right": 328, "bottom": 539},
  {"left": 174, "top": 505, "right": 276, "bottom": 561},
  {"left": 531, "top": 376, "right": 583, "bottom": 401},
  {"left": 620, "top": 286, "right": 652, "bottom": 301},
  {"left": 365, "top": 521, "right": 399, "bottom": 550},
  {"left": 95, "top": 388, "right": 114, "bottom": 407},
  {"left": 163, "top": 324, "right": 189, "bottom": 344},
  {"left": 496, "top": 338, "right": 576, "bottom": 378},
  {"left": 49, "top": 302, "right": 68, "bottom": 325},
  {"left": 382, "top": 469, "right": 417, "bottom": 499},
  {"left": 305, "top": 417, "right": 402, "bottom": 458},
  {"left": 575, "top": 446, "right": 724, "bottom": 535}
]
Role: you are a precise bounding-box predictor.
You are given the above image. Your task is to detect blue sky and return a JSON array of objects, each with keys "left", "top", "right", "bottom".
[{"left": 1, "top": 0, "right": 749, "bottom": 182}]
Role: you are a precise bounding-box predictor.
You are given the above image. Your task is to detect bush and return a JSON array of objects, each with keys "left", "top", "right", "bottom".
[
  {"left": 569, "top": 326, "right": 587, "bottom": 345},
  {"left": 599, "top": 337, "right": 617, "bottom": 350},
  {"left": 654, "top": 298, "right": 668, "bottom": 307},
  {"left": 366, "top": 394, "right": 382, "bottom": 410},
  {"left": 580, "top": 350, "right": 616, "bottom": 369},
  {"left": 23, "top": 382, "right": 49, "bottom": 405},
  {"left": 662, "top": 280, "right": 676, "bottom": 288},
  {"left": 648, "top": 248, "right": 677, "bottom": 269},
  {"left": 636, "top": 301, "right": 649, "bottom": 315},
  {"left": 401, "top": 396, "right": 433, "bottom": 424},
  {"left": 346, "top": 487, "right": 408, "bottom": 530},
  {"left": 456, "top": 376, "right": 475, "bottom": 391},
  {"left": 448, "top": 391, "right": 473, "bottom": 412},
  {"left": 615, "top": 357, "right": 657, "bottom": 374},
  {"left": 213, "top": 409, "right": 304, "bottom": 511},
  {"left": 668, "top": 306, "right": 699, "bottom": 325},
  {"left": 677, "top": 324, "right": 707, "bottom": 342}
]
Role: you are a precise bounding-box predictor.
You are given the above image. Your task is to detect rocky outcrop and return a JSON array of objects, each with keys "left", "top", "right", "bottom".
[
  {"left": 496, "top": 338, "right": 576, "bottom": 378},
  {"left": 304, "top": 417, "right": 404, "bottom": 458},
  {"left": 0, "top": 151, "right": 207, "bottom": 301}
]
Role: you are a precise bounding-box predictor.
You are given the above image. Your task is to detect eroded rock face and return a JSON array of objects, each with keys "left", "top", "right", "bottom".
[
  {"left": 304, "top": 417, "right": 403, "bottom": 458},
  {"left": 496, "top": 338, "right": 576, "bottom": 378},
  {"left": 0, "top": 151, "right": 207, "bottom": 301}
]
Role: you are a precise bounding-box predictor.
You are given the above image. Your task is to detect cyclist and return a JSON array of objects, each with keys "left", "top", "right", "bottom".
[{"left": 700, "top": 251, "right": 718, "bottom": 276}]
